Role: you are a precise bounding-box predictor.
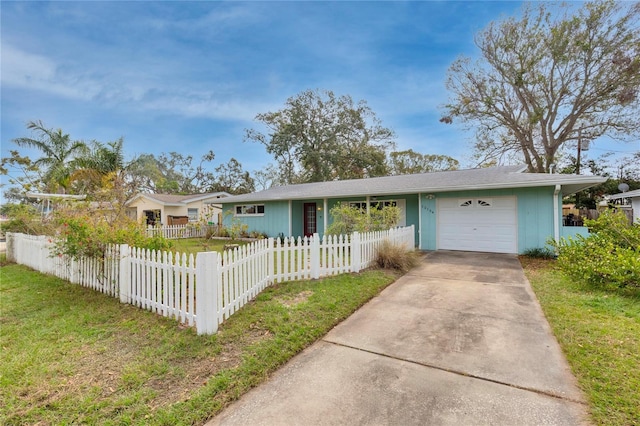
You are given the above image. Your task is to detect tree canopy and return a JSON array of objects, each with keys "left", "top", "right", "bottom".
[
  {"left": 442, "top": 0, "right": 640, "bottom": 172},
  {"left": 387, "top": 150, "right": 459, "bottom": 175},
  {"left": 245, "top": 89, "right": 396, "bottom": 184}
]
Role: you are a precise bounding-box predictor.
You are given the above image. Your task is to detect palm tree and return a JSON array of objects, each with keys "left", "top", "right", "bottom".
[
  {"left": 71, "top": 138, "right": 140, "bottom": 202},
  {"left": 12, "top": 120, "right": 87, "bottom": 194}
]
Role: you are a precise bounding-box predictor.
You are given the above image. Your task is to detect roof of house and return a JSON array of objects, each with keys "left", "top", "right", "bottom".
[
  {"left": 127, "top": 192, "right": 230, "bottom": 206},
  {"left": 607, "top": 188, "right": 640, "bottom": 200},
  {"left": 219, "top": 166, "right": 607, "bottom": 204}
]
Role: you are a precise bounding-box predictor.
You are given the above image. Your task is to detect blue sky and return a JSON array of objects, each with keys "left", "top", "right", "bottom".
[{"left": 1, "top": 1, "right": 637, "bottom": 197}]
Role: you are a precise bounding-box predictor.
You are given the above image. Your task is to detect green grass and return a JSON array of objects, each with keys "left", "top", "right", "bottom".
[
  {"left": 521, "top": 258, "right": 640, "bottom": 426},
  {"left": 170, "top": 237, "right": 249, "bottom": 255},
  {"left": 0, "top": 261, "right": 398, "bottom": 425}
]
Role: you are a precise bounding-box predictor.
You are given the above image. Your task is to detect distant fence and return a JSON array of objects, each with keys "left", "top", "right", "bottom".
[
  {"left": 146, "top": 224, "right": 218, "bottom": 239},
  {"left": 7, "top": 226, "right": 415, "bottom": 335},
  {"left": 579, "top": 208, "right": 634, "bottom": 224}
]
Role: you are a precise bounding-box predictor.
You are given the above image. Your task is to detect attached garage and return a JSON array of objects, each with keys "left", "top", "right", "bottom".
[{"left": 437, "top": 196, "right": 517, "bottom": 254}]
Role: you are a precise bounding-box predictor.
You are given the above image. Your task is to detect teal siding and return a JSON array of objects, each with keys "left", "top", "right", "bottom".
[
  {"left": 222, "top": 201, "right": 290, "bottom": 237},
  {"left": 420, "top": 195, "right": 437, "bottom": 250},
  {"left": 561, "top": 226, "right": 589, "bottom": 239},
  {"left": 517, "top": 187, "right": 555, "bottom": 252}
]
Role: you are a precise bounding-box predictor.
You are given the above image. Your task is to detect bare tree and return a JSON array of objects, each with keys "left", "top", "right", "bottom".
[{"left": 442, "top": 1, "right": 640, "bottom": 172}]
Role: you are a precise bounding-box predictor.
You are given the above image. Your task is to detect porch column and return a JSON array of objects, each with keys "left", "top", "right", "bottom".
[{"left": 323, "top": 198, "right": 328, "bottom": 233}]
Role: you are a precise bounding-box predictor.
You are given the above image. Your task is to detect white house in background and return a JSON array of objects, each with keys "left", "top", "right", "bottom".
[
  {"left": 606, "top": 188, "right": 640, "bottom": 224},
  {"left": 126, "top": 192, "right": 230, "bottom": 226}
]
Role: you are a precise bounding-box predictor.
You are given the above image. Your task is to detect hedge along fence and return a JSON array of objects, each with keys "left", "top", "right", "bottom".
[{"left": 6, "top": 226, "right": 415, "bottom": 335}]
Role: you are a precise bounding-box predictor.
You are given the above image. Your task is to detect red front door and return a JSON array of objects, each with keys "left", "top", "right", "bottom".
[{"left": 303, "top": 203, "right": 317, "bottom": 237}]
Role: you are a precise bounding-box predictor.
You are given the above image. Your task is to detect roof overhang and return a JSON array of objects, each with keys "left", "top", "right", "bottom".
[
  {"left": 126, "top": 193, "right": 185, "bottom": 207},
  {"left": 606, "top": 189, "right": 640, "bottom": 200},
  {"left": 26, "top": 192, "right": 87, "bottom": 200},
  {"left": 218, "top": 176, "right": 607, "bottom": 204}
]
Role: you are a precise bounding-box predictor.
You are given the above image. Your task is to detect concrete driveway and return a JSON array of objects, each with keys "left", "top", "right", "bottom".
[{"left": 207, "top": 251, "right": 590, "bottom": 425}]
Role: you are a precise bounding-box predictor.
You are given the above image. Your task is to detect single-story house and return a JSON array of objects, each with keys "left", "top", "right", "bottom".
[
  {"left": 606, "top": 188, "right": 640, "bottom": 224},
  {"left": 218, "top": 166, "right": 606, "bottom": 254},
  {"left": 126, "top": 192, "right": 230, "bottom": 226}
]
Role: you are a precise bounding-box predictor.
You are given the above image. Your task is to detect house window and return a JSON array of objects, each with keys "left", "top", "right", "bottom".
[
  {"left": 459, "top": 199, "right": 473, "bottom": 207},
  {"left": 235, "top": 204, "right": 265, "bottom": 216},
  {"left": 348, "top": 200, "right": 398, "bottom": 210},
  {"left": 188, "top": 208, "right": 198, "bottom": 222}
]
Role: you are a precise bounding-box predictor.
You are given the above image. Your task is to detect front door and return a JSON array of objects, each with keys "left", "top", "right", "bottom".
[{"left": 303, "top": 203, "right": 317, "bottom": 237}]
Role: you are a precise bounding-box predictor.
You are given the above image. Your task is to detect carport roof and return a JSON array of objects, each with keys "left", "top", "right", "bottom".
[
  {"left": 606, "top": 188, "right": 640, "bottom": 200},
  {"left": 127, "top": 192, "right": 230, "bottom": 206},
  {"left": 219, "top": 165, "right": 606, "bottom": 203}
]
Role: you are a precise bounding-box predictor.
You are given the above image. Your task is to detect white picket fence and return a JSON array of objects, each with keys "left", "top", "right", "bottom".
[
  {"left": 146, "top": 224, "right": 214, "bottom": 239},
  {"left": 6, "top": 234, "right": 121, "bottom": 297},
  {"left": 6, "top": 226, "right": 415, "bottom": 335}
]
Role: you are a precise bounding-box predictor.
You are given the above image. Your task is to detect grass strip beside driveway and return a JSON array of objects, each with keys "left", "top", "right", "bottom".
[
  {"left": 522, "top": 258, "right": 640, "bottom": 426},
  {"left": 1, "top": 263, "right": 398, "bottom": 425}
]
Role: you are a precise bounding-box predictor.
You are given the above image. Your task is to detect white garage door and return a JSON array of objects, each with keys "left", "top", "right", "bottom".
[{"left": 437, "top": 196, "right": 517, "bottom": 253}]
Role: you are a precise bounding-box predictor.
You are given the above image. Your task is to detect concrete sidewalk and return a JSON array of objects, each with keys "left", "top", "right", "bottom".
[{"left": 207, "top": 251, "right": 590, "bottom": 425}]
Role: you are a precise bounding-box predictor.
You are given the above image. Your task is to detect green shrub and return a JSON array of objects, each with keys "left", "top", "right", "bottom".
[
  {"left": 51, "top": 204, "right": 172, "bottom": 261},
  {"left": 326, "top": 204, "right": 401, "bottom": 235},
  {"left": 554, "top": 210, "right": 640, "bottom": 289},
  {"left": 374, "top": 240, "right": 418, "bottom": 272},
  {"left": 0, "top": 204, "right": 53, "bottom": 236}
]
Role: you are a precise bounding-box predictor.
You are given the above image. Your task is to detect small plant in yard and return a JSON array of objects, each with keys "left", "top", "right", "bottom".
[
  {"left": 374, "top": 240, "right": 418, "bottom": 272},
  {"left": 553, "top": 209, "right": 640, "bottom": 289},
  {"left": 522, "top": 246, "right": 555, "bottom": 259}
]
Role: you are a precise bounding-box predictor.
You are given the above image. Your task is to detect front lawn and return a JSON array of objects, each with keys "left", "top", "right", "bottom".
[
  {"left": 521, "top": 258, "right": 640, "bottom": 426},
  {"left": 170, "top": 237, "right": 249, "bottom": 255},
  {"left": 0, "top": 263, "right": 398, "bottom": 425}
]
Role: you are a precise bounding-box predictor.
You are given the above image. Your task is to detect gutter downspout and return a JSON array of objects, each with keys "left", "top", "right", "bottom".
[{"left": 553, "top": 184, "right": 561, "bottom": 244}]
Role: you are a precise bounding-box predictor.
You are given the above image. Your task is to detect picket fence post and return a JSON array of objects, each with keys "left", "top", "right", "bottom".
[
  {"left": 268, "top": 238, "right": 275, "bottom": 283},
  {"left": 196, "top": 251, "right": 218, "bottom": 335},
  {"left": 118, "top": 244, "right": 130, "bottom": 304},
  {"left": 351, "top": 231, "right": 361, "bottom": 273},
  {"left": 311, "top": 233, "right": 320, "bottom": 279}
]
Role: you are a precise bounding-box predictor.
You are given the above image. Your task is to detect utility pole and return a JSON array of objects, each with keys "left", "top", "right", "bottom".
[
  {"left": 576, "top": 130, "right": 582, "bottom": 175},
  {"left": 575, "top": 131, "right": 581, "bottom": 208}
]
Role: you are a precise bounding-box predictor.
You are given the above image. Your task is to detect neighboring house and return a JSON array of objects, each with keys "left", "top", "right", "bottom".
[
  {"left": 126, "top": 192, "right": 230, "bottom": 226},
  {"left": 606, "top": 188, "right": 640, "bottom": 224},
  {"left": 218, "top": 166, "right": 606, "bottom": 254}
]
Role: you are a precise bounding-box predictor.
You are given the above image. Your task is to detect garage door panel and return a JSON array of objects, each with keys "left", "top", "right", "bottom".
[{"left": 437, "top": 197, "right": 517, "bottom": 254}]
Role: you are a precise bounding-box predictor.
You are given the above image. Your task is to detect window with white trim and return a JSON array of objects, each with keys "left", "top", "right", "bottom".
[
  {"left": 188, "top": 208, "right": 198, "bottom": 222},
  {"left": 235, "top": 204, "right": 265, "bottom": 216}
]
